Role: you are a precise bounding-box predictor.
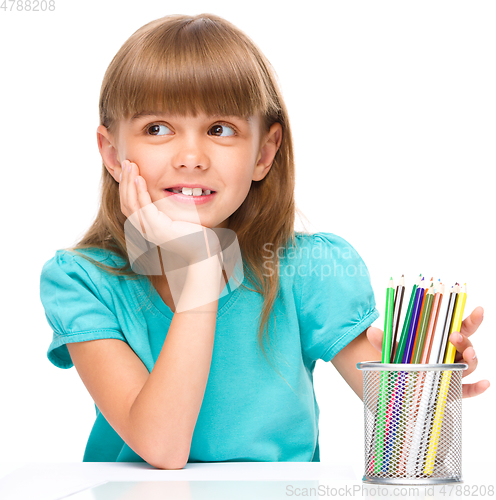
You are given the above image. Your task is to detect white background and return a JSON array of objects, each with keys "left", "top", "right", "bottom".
[{"left": 0, "top": 0, "right": 494, "bottom": 477}]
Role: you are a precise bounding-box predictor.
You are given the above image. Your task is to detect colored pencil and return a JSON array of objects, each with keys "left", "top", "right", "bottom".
[
  {"left": 382, "top": 277, "right": 395, "bottom": 364},
  {"left": 435, "top": 284, "right": 459, "bottom": 364},
  {"left": 421, "top": 283, "right": 444, "bottom": 364},
  {"left": 402, "top": 279, "right": 425, "bottom": 363},
  {"left": 424, "top": 283, "right": 467, "bottom": 475},
  {"left": 394, "top": 274, "right": 422, "bottom": 363},
  {"left": 382, "top": 369, "right": 401, "bottom": 473},
  {"left": 408, "top": 279, "right": 430, "bottom": 361},
  {"left": 390, "top": 275, "right": 405, "bottom": 361},
  {"left": 374, "top": 278, "right": 395, "bottom": 472},
  {"left": 443, "top": 283, "right": 467, "bottom": 364},
  {"left": 411, "top": 369, "right": 441, "bottom": 475},
  {"left": 382, "top": 275, "right": 405, "bottom": 473},
  {"left": 405, "top": 369, "right": 428, "bottom": 475},
  {"left": 386, "top": 369, "right": 408, "bottom": 474},
  {"left": 396, "top": 371, "right": 417, "bottom": 475},
  {"left": 428, "top": 285, "right": 452, "bottom": 363},
  {"left": 416, "top": 370, "right": 441, "bottom": 474},
  {"left": 411, "top": 284, "right": 435, "bottom": 364}
]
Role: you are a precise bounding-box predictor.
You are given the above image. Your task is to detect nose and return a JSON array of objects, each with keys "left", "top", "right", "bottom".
[{"left": 171, "top": 132, "right": 210, "bottom": 170}]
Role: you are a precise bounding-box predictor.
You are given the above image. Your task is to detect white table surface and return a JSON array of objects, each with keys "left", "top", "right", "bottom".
[{"left": 0, "top": 461, "right": 493, "bottom": 500}]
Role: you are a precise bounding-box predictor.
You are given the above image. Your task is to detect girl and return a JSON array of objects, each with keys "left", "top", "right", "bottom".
[{"left": 40, "top": 13, "right": 488, "bottom": 470}]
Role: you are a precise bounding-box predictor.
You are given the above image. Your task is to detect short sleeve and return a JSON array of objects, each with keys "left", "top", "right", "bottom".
[
  {"left": 40, "top": 250, "right": 126, "bottom": 369},
  {"left": 297, "top": 232, "right": 380, "bottom": 362}
]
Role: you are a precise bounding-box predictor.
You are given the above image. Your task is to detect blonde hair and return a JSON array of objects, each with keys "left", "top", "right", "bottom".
[{"left": 68, "top": 13, "right": 311, "bottom": 377}]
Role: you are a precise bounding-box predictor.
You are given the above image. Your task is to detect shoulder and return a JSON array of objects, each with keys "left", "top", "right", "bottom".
[
  {"left": 295, "top": 230, "right": 359, "bottom": 249},
  {"left": 277, "top": 231, "right": 374, "bottom": 304},
  {"left": 41, "top": 247, "right": 126, "bottom": 278},
  {"left": 290, "top": 231, "right": 375, "bottom": 302},
  {"left": 291, "top": 231, "right": 368, "bottom": 267},
  {"left": 295, "top": 232, "right": 379, "bottom": 361},
  {"left": 40, "top": 247, "right": 131, "bottom": 302}
]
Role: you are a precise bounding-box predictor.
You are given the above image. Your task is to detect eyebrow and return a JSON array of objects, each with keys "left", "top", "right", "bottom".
[{"left": 130, "top": 111, "right": 251, "bottom": 123}]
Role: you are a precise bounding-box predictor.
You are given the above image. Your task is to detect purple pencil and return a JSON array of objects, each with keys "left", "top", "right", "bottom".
[{"left": 402, "top": 278, "right": 425, "bottom": 363}]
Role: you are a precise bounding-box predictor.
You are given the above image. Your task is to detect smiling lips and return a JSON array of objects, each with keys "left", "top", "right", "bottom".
[
  {"left": 163, "top": 188, "right": 217, "bottom": 204},
  {"left": 166, "top": 187, "right": 213, "bottom": 196}
]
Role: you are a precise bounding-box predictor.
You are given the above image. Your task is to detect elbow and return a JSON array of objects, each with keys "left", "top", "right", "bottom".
[
  {"left": 147, "top": 449, "right": 189, "bottom": 470},
  {"left": 150, "top": 458, "right": 187, "bottom": 470},
  {"left": 137, "top": 430, "right": 191, "bottom": 470}
]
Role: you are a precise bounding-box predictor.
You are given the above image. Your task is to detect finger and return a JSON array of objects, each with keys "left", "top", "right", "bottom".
[
  {"left": 133, "top": 175, "right": 154, "bottom": 235},
  {"left": 135, "top": 175, "right": 153, "bottom": 209},
  {"left": 134, "top": 175, "right": 173, "bottom": 241},
  {"left": 460, "top": 306, "right": 484, "bottom": 339},
  {"left": 462, "top": 379, "right": 490, "bottom": 399},
  {"left": 126, "top": 161, "right": 141, "bottom": 216},
  {"left": 448, "top": 331, "right": 478, "bottom": 377},
  {"left": 366, "top": 327, "right": 383, "bottom": 353},
  {"left": 119, "top": 160, "right": 130, "bottom": 217},
  {"left": 121, "top": 160, "right": 141, "bottom": 219}
]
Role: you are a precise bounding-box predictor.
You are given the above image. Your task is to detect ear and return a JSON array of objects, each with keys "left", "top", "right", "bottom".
[
  {"left": 253, "top": 122, "right": 283, "bottom": 182},
  {"left": 97, "top": 125, "right": 123, "bottom": 182}
]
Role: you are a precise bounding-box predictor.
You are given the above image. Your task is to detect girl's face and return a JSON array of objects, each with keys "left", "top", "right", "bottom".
[{"left": 97, "top": 112, "right": 282, "bottom": 229}]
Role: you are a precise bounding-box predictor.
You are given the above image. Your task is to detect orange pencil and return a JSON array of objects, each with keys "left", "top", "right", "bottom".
[{"left": 421, "top": 283, "right": 444, "bottom": 363}]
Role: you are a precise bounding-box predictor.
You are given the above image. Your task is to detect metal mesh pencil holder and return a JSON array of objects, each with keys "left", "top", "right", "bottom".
[{"left": 357, "top": 362, "right": 467, "bottom": 485}]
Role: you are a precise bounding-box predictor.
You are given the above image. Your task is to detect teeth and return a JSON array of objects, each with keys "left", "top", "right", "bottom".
[{"left": 170, "top": 187, "right": 212, "bottom": 196}]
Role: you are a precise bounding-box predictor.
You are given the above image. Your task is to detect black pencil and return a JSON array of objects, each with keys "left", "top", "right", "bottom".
[{"left": 435, "top": 283, "right": 459, "bottom": 364}]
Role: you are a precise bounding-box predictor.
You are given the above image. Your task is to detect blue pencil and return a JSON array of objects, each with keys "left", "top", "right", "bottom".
[{"left": 402, "top": 281, "right": 425, "bottom": 363}]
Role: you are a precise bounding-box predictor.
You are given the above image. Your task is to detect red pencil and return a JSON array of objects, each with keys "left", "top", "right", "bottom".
[{"left": 421, "top": 283, "right": 444, "bottom": 363}]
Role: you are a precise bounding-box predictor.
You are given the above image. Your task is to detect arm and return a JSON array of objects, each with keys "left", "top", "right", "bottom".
[
  {"left": 330, "top": 328, "right": 378, "bottom": 401},
  {"left": 128, "top": 255, "right": 224, "bottom": 469},
  {"left": 66, "top": 158, "right": 226, "bottom": 469},
  {"left": 331, "top": 306, "right": 490, "bottom": 401},
  {"left": 67, "top": 255, "right": 224, "bottom": 470}
]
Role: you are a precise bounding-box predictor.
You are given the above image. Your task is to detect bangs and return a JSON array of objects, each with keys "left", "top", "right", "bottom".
[{"left": 101, "top": 16, "right": 276, "bottom": 130}]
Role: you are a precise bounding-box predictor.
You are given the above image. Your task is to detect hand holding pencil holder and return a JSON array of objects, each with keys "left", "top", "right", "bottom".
[{"left": 357, "top": 361, "right": 467, "bottom": 485}]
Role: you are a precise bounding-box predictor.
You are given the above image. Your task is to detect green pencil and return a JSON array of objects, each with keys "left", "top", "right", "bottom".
[
  {"left": 393, "top": 274, "right": 422, "bottom": 363},
  {"left": 411, "top": 284, "right": 435, "bottom": 364},
  {"left": 374, "top": 277, "right": 395, "bottom": 472}
]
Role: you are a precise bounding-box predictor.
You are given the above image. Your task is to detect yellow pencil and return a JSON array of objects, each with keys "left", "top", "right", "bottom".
[
  {"left": 424, "top": 283, "right": 467, "bottom": 475},
  {"left": 443, "top": 283, "right": 468, "bottom": 364}
]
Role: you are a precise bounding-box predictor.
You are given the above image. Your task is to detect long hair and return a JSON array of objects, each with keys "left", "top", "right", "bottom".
[{"left": 68, "top": 13, "right": 311, "bottom": 377}]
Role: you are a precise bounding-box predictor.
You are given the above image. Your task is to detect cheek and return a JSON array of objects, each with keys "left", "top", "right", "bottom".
[
  {"left": 225, "top": 146, "right": 257, "bottom": 177},
  {"left": 222, "top": 159, "right": 253, "bottom": 192},
  {"left": 121, "top": 144, "right": 162, "bottom": 178}
]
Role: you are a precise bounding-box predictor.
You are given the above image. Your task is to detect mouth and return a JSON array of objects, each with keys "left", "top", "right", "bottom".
[
  {"left": 165, "top": 187, "right": 216, "bottom": 197},
  {"left": 163, "top": 188, "right": 217, "bottom": 204}
]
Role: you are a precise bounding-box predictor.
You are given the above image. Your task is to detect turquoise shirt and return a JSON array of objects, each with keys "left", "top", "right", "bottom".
[{"left": 40, "top": 231, "right": 379, "bottom": 463}]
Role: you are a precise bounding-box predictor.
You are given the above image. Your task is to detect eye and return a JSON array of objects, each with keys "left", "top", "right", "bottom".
[
  {"left": 146, "top": 123, "right": 171, "bottom": 136},
  {"left": 208, "top": 123, "right": 236, "bottom": 137}
]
